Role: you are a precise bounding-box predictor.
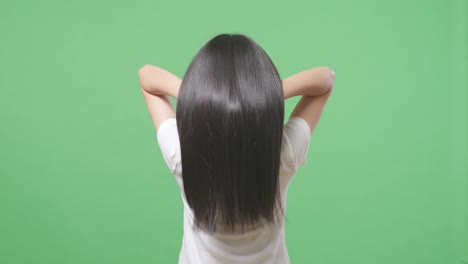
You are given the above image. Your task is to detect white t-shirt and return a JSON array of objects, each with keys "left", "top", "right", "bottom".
[{"left": 156, "top": 116, "right": 312, "bottom": 264}]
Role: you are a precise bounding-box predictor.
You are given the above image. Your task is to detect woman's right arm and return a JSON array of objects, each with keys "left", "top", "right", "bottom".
[
  {"left": 282, "top": 66, "right": 335, "bottom": 100},
  {"left": 282, "top": 66, "right": 336, "bottom": 138}
]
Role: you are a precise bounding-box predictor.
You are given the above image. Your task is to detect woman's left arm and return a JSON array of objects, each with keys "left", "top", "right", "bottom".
[
  {"left": 138, "top": 64, "right": 181, "bottom": 132},
  {"left": 138, "top": 64, "right": 181, "bottom": 99}
]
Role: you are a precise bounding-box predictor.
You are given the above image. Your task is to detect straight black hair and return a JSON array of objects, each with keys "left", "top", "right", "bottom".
[{"left": 176, "top": 33, "right": 285, "bottom": 233}]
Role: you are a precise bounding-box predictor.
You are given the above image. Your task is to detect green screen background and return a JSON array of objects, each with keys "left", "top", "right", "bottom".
[{"left": 1, "top": 0, "right": 466, "bottom": 263}]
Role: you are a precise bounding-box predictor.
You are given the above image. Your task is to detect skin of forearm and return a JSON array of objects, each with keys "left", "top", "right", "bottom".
[
  {"left": 137, "top": 64, "right": 334, "bottom": 101},
  {"left": 138, "top": 64, "right": 181, "bottom": 99},
  {"left": 282, "top": 66, "right": 335, "bottom": 100}
]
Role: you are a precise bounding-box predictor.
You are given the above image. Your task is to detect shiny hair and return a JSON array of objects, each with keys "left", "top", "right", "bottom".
[{"left": 176, "top": 33, "right": 285, "bottom": 233}]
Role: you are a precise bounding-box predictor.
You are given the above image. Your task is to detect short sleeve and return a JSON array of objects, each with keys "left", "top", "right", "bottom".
[
  {"left": 283, "top": 117, "right": 312, "bottom": 169},
  {"left": 156, "top": 118, "right": 181, "bottom": 175}
]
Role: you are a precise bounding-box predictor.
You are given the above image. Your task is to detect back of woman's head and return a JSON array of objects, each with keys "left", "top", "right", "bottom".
[{"left": 176, "top": 33, "right": 285, "bottom": 233}]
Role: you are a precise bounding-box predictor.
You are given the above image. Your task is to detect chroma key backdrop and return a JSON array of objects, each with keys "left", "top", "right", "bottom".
[{"left": 0, "top": 0, "right": 466, "bottom": 263}]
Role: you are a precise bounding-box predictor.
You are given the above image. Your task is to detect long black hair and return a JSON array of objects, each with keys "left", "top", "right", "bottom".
[{"left": 176, "top": 33, "right": 285, "bottom": 233}]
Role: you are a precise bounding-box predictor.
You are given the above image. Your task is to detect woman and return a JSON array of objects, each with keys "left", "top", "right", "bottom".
[{"left": 138, "top": 33, "right": 335, "bottom": 264}]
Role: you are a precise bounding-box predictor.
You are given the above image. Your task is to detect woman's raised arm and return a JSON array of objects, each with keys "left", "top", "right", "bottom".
[
  {"left": 282, "top": 66, "right": 335, "bottom": 100},
  {"left": 138, "top": 64, "right": 181, "bottom": 100}
]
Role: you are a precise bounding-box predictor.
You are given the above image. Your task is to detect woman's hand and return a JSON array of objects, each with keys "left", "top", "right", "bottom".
[{"left": 138, "top": 64, "right": 181, "bottom": 100}]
